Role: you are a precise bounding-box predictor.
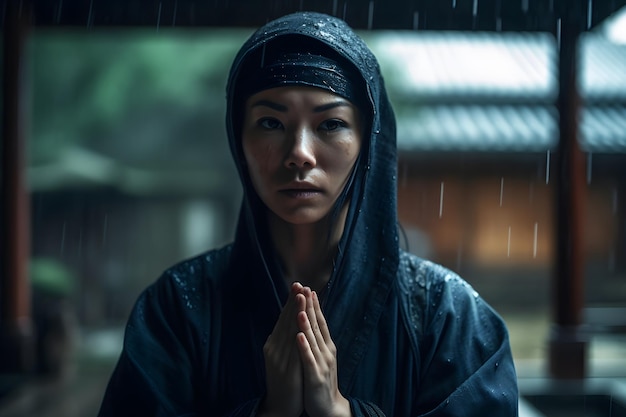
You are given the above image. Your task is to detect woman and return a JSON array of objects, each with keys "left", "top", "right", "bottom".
[{"left": 98, "top": 11, "right": 518, "bottom": 417}]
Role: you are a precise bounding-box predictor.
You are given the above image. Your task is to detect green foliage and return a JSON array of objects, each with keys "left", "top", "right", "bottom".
[{"left": 30, "top": 28, "right": 251, "bottom": 165}]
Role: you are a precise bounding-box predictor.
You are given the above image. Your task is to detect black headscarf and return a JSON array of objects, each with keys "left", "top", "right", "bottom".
[{"left": 225, "top": 11, "right": 399, "bottom": 391}]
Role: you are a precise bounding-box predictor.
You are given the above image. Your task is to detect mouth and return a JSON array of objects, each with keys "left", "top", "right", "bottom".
[
  {"left": 279, "top": 189, "right": 322, "bottom": 199},
  {"left": 280, "top": 183, "right": 323, "bottom": 199}
]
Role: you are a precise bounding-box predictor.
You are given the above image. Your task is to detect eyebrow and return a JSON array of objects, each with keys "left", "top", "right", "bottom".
[
  {"left": 250, "top": 99, "right": 351, "bottom": 113},
  {"left": 250, "top": 100, "right": 287, "bottom": 112},
  {"left": 313, "top": 101, "right": 351, "bottom": 113}
]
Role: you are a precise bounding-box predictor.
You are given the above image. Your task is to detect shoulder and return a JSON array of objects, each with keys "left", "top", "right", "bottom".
[
  {"left": 146, "top": 244, "right": 234, "bottom": 305},
  {"left": 396, "top": 250, "right": 499, "bottom": 335},
  {"left": 397, "top": 250, "right": 477, "bottom": 296},
  {"left": 163, "top": 244, "right": 234, "bottom": 284},
  {"left": 397, "top": 250, "right": 512, "bottom": 360}
]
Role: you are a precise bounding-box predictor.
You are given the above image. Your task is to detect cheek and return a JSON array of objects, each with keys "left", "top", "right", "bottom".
[
  {"left": 335, "top": 138, "right": 361, "bottom": 172},
  {"left": 242, "top": 141, "right": 274, "bottom": 189}
]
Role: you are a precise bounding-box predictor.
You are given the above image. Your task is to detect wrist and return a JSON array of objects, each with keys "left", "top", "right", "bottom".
[{"left": 331, "top": 395, "right": 352, "bottom": 417}]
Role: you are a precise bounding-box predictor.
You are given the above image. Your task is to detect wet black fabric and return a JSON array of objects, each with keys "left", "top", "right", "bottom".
[{"left": 98, "top": 11, "right": 518, "bottom": 417}]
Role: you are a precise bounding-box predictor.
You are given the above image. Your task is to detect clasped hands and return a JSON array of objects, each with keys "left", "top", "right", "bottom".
[{"left": 260, "top": 282, "right": 351, "bottom": 417}]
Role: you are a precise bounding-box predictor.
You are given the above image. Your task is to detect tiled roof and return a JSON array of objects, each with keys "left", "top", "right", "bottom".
[
  {"left": 362, "top": 29, "right": 626, "bottom": 153},
  {"left": 364, "top": 31, "right": 557, "bottom": 102},
  {"left": 581, "top": 35, "right": 626, "bottom": 101},
  {"left": 397, "top": 105, "right": 556, "bottom": 152},
  {"left": 397, "top": 104, "right": 626, "bottom": 153},
  {"left": 581, "top": 106, "right": 626, "bottom": 152}
]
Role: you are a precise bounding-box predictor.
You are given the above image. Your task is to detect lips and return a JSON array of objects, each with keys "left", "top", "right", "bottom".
[{"left": 279, "top": 182, "right": 322, "bottom": 198}]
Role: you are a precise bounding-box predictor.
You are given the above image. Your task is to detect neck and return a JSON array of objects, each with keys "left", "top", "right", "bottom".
[{"left": 268, "top": 206, "right": 348, "bottom": 292}]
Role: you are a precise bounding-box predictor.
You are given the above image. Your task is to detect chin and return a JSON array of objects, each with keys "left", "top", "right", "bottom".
[{"left": 274, "top": 209, "right": 329, "bottom": 226}]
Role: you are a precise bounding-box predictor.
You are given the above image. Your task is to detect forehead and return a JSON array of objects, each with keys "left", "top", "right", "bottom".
[{"left": 245, "top": 86, "right": 353, "bottom": 109}]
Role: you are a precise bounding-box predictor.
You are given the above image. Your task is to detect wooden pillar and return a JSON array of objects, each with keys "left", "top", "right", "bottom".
[
  {"left": 0, "top": 1, "right": 35, "bottom": 373},
  {"left": 548, "top": 4, "right": 588, "bottom": 380}
]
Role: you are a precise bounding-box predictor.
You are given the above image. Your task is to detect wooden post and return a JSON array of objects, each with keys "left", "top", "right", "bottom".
[
  {"left": 0, "top": 1, "right": 35, "bottom": 373},
  {"left": 548, "top": 3, "right": 588, "bottom": 380}
]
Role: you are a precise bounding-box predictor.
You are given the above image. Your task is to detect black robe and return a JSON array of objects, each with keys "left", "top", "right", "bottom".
[{"left": 98, "top": 11, "right": 518, "bottom": 417}]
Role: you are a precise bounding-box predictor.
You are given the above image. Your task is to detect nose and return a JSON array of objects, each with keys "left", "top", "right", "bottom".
[{"left": 284, "top": 128, "right": 316, "bottom": 170}]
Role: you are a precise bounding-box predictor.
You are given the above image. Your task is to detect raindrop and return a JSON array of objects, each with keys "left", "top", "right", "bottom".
[
  {"left": 507, "top": 226, "right": 511, "bottom": 258},
  {"left": 452, "top": 0, "right": 457, "bottom": 8},
  {"left": 549, "top": 0, "right": 554, "bottom": 12},
  {"left": 556, "top": 18, "right": 562, "bottom": 50},
  {"left": 533, "top": 222, "right": 538, "bottom": 258},
  {"left": 60, "top": 221, "right": 66, "bottom": 255},
  {"left": 496, "top": 17, "right": 502, "bottom": 31},
  {"left": 413, "top": 11, "right": 419, "bottom": 30},
  {"left": 368, "top": 0, "right": 374, "bottom": 30},
  {"left": 439, "top": 181, "right": 444, "bottom": 218},
  {"left": 172, "top": 0, "right": 178, "bottom": 26},
  {"left": 401, "top": 162, "right": 408, "bottom": 188},
  {"left": 545, "top": 149, "right": 551, "bottom": 184},
  {"left": 56, "top": 0, "right": 63, "bottom": 24},
  {"left": 300, "top": 0, "right": 304, "bottom": 11},
  {"left": 156, "top": 2, "right": 162, "bottom": 32},
  {"left": 500, "top": 177, "right": 504, "bottom": 207},
  {"left": 521, "top": 0, "right": 529, "bottom": 13},
  {"left": 87, "top": 0, "right": 94, "bottom": 27},
  {"left": 333, "top": 0, "right": 338, "bottom": 15},
  {"left": 260, "top": 42, "right": 267, "bottom": 67},
  {"left": 587, "top": 0, "right": 593, "bottom": 29},
  {"left": 495, "top": 361, "right": 500, "bottom": 368},
  {"left": 587, "top": 152, "right": 592, "bottom": 184},
  {"left": 472, "top": 0, "right": 478, "bottom": 17},
  {"left": 102, "top": 214, "right": 108, "bottom": 246},
  {"left": 342, "top": 2, "right": 348, "bottom": 20},
  {"left": 77, "top": 229, "right": 83, "bottom": 258},
  {"left": 609, "top": 247, "right": 615, "bottom": 273}
]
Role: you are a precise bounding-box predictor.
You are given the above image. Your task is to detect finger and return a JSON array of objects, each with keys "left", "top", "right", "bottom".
[
  {"left": 303, "top": 288, "right": 325, "bottom": 350},
  {"left": 281, "top": 283, "right": 304, "bottom": 326},
  {"left": 291, "top": 281, "right": 304, "bottom": 295},
  {"left": 303, "top": 288, "right": 320, "bottom": 333},
  {"left": 298, "top": 308, "right": 321, "bottom": 357},
  {"left": 269, "top": 285, "right": 300, "bottom": 347},
  {"left": 296, "top": 331, "right": 317, "bottom": 370},
  {"left": 312, "top": 291, "right": 332, "bottom": 345}
]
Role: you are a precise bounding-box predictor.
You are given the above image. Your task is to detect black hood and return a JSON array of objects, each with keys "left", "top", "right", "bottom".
[{"left": 225, "top": 11, "right": 399, "bottom": 391}]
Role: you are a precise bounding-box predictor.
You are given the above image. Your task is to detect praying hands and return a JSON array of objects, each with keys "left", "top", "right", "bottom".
[{"left": 260, "top": 282, "right": 351, "bottom": 417}]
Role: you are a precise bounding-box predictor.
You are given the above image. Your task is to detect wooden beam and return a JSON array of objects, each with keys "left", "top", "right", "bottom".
[
  {"left": 0, "top": 1, "right": 35, "bottom": 373},
  {"left": 14, "top": 0, "right": 626, "bottom": 32},
  {"left": 548, "top": 0, "right": 588, "bottom": 380}
]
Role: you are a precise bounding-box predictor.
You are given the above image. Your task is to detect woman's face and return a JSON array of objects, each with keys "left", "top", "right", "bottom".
[{"left": 242, "top": 86, "right": 362, "bottom": 225}]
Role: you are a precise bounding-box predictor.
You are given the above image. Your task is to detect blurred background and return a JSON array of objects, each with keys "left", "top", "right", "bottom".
[{"left": 1, "top": 1, "right": 626, "bottom": 416}]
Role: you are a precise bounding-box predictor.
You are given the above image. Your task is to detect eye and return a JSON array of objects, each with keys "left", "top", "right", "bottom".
[
  {"left": 258, "top": 117, "right": 283, "bottom": 130},
  {"left": 319, "top": 119, "right": 348, "bottom": 132}
]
